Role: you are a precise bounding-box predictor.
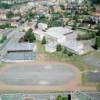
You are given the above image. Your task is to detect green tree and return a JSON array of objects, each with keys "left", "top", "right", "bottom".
[
  {"left": 60, "top": 4, "right": 65, "bottom": 10},
  {"left": 56, "top": 95, "right": 68, "bottom": 100},
  {"left": 6, "top": 11, "right": 14, "bottom": 18},
  {"left": 27, "top": 12, "right": 35, "bottom": 21},
  {"left": 56, "top": 44, "right": 62, "bottom": 52},
  {"left": 72, "top": 22, "right": 77, "bottom": 30},
  {"left": 24, "top": 28, "right": 36, "bottom": 43},
  {"left": 96, "top": 22, "right": 100, "bottom": 36},
  {"left": 0, "top": 3, "right": 13, "bottom": 9},
  {"left": 68, "top": 52, "right": 73, "bottom": 56},
  {"left": 95, "top": 36, "right": 100, "bottom": 49},
  {"left": 63, "top": 48, "right": 67, "bottom": 54},
  {"left": 77, "top": 32, "right": 95, "bottom": 40},
  {"left": 38, "top": 15, "right": 48, "bottom": 24},
  {"left": 94, "top": 22, "right": 100, "bottom": 49},
  {"left": 56, "top": 95, "right": 62, "bottom": 100},
  {"left": 41, "top": 36, "right": 46, "bottom": 44},
  {"left": 91, "top": 0, "right": 100, "bottom": 4},
  {"left": 80, "top": 0, "right": 93, "bottom": 15},
  {"left": 29, "top": 12, "right": 35, "bottom": 18},
  {"left": 0, "top": 35, "right": 7, "bottom": 43}
]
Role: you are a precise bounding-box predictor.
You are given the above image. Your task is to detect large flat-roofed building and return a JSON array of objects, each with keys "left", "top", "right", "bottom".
[
  {"left": 45, "top": 26, "right": 88, "bottom": 55},
  {"left": 46, "top": 27, "right": 73, "bottom": 43},
  {"left": 3, "top": 43, "right": 36, "bottom": 62},
  {"left": 62, "top": 40, "right": 85, "bottom": 55}
]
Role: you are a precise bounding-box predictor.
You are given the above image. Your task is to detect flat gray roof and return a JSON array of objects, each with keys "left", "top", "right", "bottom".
[
  {"left": 4, "top": 52, "right": 36, "bottom": 61},
  {"left": 7, "top": 43, "right": 35, "bottom": 51}
]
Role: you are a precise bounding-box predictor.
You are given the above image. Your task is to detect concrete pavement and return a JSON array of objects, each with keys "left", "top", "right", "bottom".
[{"left": 0, "top": 23, "right": 27, "bottom": 56}]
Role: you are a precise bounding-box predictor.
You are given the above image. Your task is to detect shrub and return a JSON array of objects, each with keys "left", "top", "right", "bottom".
[
  {"left": 63, "top": 48, "right": 67, "bottom": 54},
  {"left": 6, "top": 11, "right": 14, "bottom": 18},
  {"left": 24, "top": 28, "right": 36, "bottom": 43},
  {"left": 77, "top": 32, "right": 95, "bottom": 40},
  {"left": 56, "top": 44, "right": 62, "bottom": 52},
  {"left": 68, "top": 52, "right": 73, "bottom": 56},
  {"left": 94, "top": 36, "right": 100, "bottom": 49},
  {"left": 0, "top": 36, "right": 7, "bottom": 43},
  {"left": 41, "top": 36, "right": 46, "bottom": 44},
  {"left": 56, "top": 95, "right": 68, "bottom": 100}
]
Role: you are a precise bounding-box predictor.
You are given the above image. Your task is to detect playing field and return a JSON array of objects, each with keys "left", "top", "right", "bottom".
[{"left": 0, "top": 63, "right": 81, "bottom": 91}]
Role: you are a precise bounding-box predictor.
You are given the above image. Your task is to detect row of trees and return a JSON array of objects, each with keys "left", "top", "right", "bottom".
[
  {"left": 56, "top": 44, "right": 73, "bottom": 56},
  {"left": 77, "top": 32, "right": 95, "bottom": 40},
  {"left": 0, "top": 23, "right": 16, "bottom": 29},
  {"left": 6, "top": 11, "right": 14, "bottom": 18},
  {"left": 23, "top": 28, "right": 47, "bottom": 44},
  {"left": 6, "top": 11, "right": 21, "bottom": 19},
  {"left": 0, "top": 36, "right": 7, "bottom": 43},
  {"left": 0, "top": 3, "right": 13, "bottom": 9},
  {"left": 23, "top": 28, "right": 36, "bottom": 43},
  {"left": 91, "top": 0, "right": 100, "bottom": 4},
  {"left": 26, "top": 11, "right": 36, "bottom": 21}
]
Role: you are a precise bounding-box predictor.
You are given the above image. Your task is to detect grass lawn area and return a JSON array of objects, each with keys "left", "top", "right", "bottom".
[
  {"left": 36, "top": 40, "right": 45, "bottom": 54},
  {"left": 0, "top": 62, "right": 6, "bottom": 68},
  {"left": 97, "top": 84, "right": 100, "bottom": 91},
  {"left": 36, "top": 41, "right": 86, "bottom": 71},
  {"left": 93, "top": 51, "right": 100, "bottom": 59},
  {"left": 46, "top": 52, "right": 85, "bottom": 71},
  {"left": 81, "top": 73, "right": 87, "bottom": 85},
  {"left": 76, "top": 29, "right": 87, "bottom": 34}
]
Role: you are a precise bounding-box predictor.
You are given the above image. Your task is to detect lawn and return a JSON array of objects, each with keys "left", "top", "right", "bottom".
[
  {"left": 36, "top": 41, "right": 86, "bottom": 71},
  {"left": 46, "top": 52, "right": 86, "bottom": 71},
  {"left": 36, "top": 41, "right": 100, "bottom": 87},
  {"left": 97, "top": 84, "right": 100, "bottom": 91},
  {"left": 0, "top": 62, "right": 6, "bottom": 68},
  {"left": 36, "top": 40, "right": 45, "bottom": 54},
  {"left": 93, "top": 51, "right": 100, "bottom": 59}
]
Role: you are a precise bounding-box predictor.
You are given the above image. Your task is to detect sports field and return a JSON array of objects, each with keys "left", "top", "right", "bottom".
[{"left": 0, "top": 62, "right": 81, "bottom": 92}]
